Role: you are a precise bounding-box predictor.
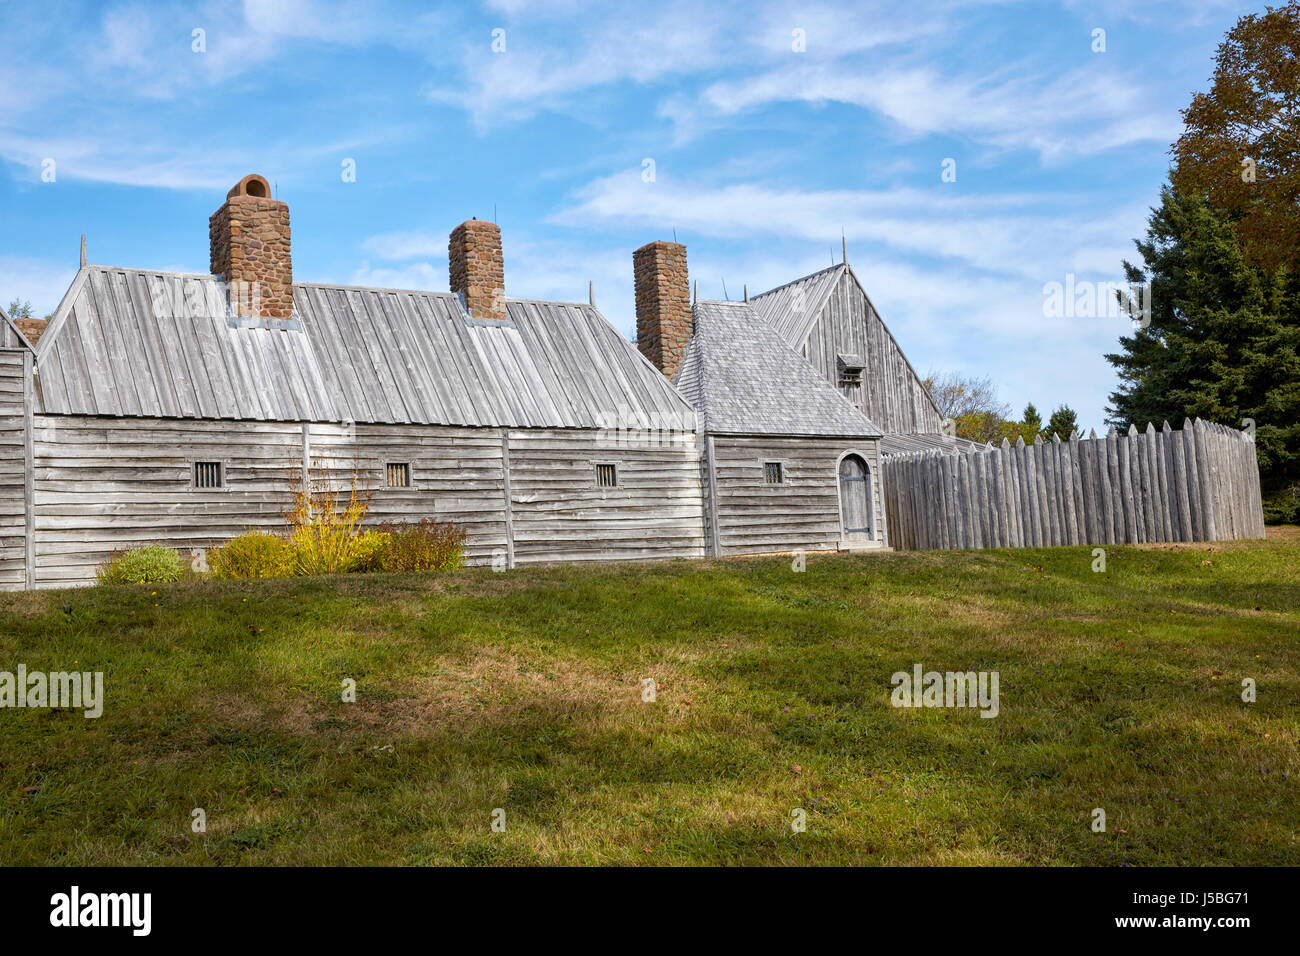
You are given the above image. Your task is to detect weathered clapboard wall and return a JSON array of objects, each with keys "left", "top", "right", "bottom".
[
  {"left": 303, "top": 423, "right": 512, "bottom": 565},
  {"left": 31, "top": 416, "right": 307, "bottom": 587},
  {"left": 881, "top": 420, "right": 1265, "bottom": 551},
  {"left": 708, "top": 436, "right": 884, "bottom": 555},
  {"left": 0, "top": 350, "right": 30, "bottom": 589},
  {"left": 506, "top": 428, "right": 705, "bottom": 564},
  {"left": 750, "top": 265, "right": 944, "bottom": 435},
  {"left": 308, "top": 425, "right": 706, "bottom": 566},
  {"left": 21, "top": 415, "right": 708, "bottom": 588}
]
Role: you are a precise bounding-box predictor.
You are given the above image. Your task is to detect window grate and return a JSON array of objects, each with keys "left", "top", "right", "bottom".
[
  {"left": 386, "top": 462, "right": 411, "bottom": 488},
  {"left": 194, "top": 461, "right": 224, "bottom": 489},
  {"left": 595, "top": 463, "right": 618, "bottom": 488},
  {"left": 764, "top": 461, "right": 784, "bottom": 484}
]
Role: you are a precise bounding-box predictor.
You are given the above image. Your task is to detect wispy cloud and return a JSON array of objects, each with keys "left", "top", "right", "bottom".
[
  {"left": 553, "top": 170, "right": 1144, "bottom": 282},
  {"left": 696, "top": 61, "right": 1176, "bottom": 161}
]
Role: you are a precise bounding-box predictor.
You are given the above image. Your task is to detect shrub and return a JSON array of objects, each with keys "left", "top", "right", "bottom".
[
  {"left": 210, "top": 532, "right": 296, "bottom": 580},
  {"left": 347, "top": 530, "right": 391, "bottom": 574},
  {"left": 96, "top": 545, "right": 184, "bottom": 586},
  {"left": 372, "top": 519, "right": 467, "bottom": 573},
  {"left": 286, "top": 479, "right": 372, "bottom": 576}
]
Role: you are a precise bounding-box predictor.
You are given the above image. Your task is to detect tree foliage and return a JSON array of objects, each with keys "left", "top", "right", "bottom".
[
  {"left": 1046, "top": 405, "right": 1080, "bottom": 441},
  {"left": 1172, "top": 2, "right": 1300, "bottom": 271},
  {"left": 922, "top": 371, "right": 1079, "bottom": 445}
]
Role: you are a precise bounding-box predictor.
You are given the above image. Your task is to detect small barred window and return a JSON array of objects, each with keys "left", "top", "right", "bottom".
[
  {"left": 386, "top": 462, "right": 411, "bottom": 488},
  {"left": 194, "top": 461, "right": 224, "bottom": 489}
]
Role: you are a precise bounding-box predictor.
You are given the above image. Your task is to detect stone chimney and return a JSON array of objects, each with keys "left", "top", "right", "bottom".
[
  {"left": 449, "top": 219, "right": 506, "bottom": 320},
  {"left": 16, "top": 318, "right": 47, "bottom": 348},
  {"left": 209, "top": 174, "right": 293, "bottom": 319},
  {"left": 633, "top": 240, "right": 691, "bottom": 379}
]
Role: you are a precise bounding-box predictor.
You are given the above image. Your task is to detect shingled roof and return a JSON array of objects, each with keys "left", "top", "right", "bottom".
[
  {"left": 33, "top": 265, "right": 695, "bottom": 429},
  {"left": 675, "top": 300, "right": 881, "bottom": 438}
]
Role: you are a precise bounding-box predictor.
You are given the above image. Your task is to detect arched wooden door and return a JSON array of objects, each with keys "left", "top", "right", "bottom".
[{"left": 839, "top": 454, "right": 872, "bottom": 544}]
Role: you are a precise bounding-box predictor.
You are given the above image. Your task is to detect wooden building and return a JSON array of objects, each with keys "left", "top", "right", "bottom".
[
  {"left": 673, "top": 300, "right": 885, "bottom": 555},
  {"left": 1, "top": 175, "right": 949, "bottom": 588}
]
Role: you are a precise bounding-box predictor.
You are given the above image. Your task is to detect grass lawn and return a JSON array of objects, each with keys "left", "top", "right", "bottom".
[{"left": 1, "top": 530, "right": 1297, "bottom": 866}]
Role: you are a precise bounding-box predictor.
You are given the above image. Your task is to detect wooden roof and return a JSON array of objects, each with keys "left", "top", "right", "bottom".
[
  {"left": 748, "top": 263, "right": 845, "bottom": 345},
  {"left": 675, "top": 300, "right": 881, "bottom": 438},
  {"left": 33, "top": 266, "right": 695, "bottom": 429},
  {"left": 879, "top": 433, "right": 988, "bottom": 456}
]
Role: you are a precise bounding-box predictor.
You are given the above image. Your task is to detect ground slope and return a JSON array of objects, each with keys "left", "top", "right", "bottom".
[{"left": 1, "top": 531, "right": 1296, "bottom": 865}]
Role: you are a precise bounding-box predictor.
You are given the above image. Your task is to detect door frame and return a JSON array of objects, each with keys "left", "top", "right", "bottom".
[{"left": 835, "top": 449, "right": 875, "bottom": 547}]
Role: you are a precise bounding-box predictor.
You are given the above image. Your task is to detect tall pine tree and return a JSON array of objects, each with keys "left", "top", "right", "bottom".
[{"left": 1106, "top": 184, "right": 1300, "bottom": 521}]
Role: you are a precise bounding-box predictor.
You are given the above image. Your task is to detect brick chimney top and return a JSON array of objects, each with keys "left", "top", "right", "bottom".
[
  {"left": 449, "top": 219, "right": 507, "bottom": 321},
  {"left": 209, "top": 174, "right": 292, "bottom": 320}
]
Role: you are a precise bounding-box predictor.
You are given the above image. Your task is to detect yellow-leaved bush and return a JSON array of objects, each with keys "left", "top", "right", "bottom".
[
  {"left": 188, "top": 467, "right": 467, "bottom": 582},
  {"left": 209, "top": 532, "right": 296, "bottom": 580}
]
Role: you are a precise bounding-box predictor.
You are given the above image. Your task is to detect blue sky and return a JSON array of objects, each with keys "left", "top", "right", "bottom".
[{"left": 0, "top": 0, "right": 1262, "bottom": 429}]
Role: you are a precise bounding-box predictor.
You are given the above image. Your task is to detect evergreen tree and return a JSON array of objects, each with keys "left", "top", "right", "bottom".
[
  {"left": 1045, "top": 405, "right": 1079, "bottom": 440},
  {"left": 1105, "top": 184, "right": 1300, "bottom": 521},
  {"left": 1020, "top": 403, "right": 1042, "bottom": 440}
]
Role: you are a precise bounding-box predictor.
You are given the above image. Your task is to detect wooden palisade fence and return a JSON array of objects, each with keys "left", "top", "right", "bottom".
[{"left": 880, "top": 419, "right": 1265, "bottom": 551}]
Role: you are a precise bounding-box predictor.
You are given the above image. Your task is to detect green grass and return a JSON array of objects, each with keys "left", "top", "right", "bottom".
[{"left": 1, "top": 530, "right": 1297, "bottom": 866}]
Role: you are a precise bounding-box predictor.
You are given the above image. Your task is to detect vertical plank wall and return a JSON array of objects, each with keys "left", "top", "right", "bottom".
[
  {"left": 880, "top": 420, "right": 1266, "bottom": 551},
  {"left": 800, "top": 270, "right": 944, "bottom": 434},
  {"left": 0, "top": 351, "right": 27, "bottom": 589},
  {"left": 710, "top": 436, "right": 884, "bottom": 555}
]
